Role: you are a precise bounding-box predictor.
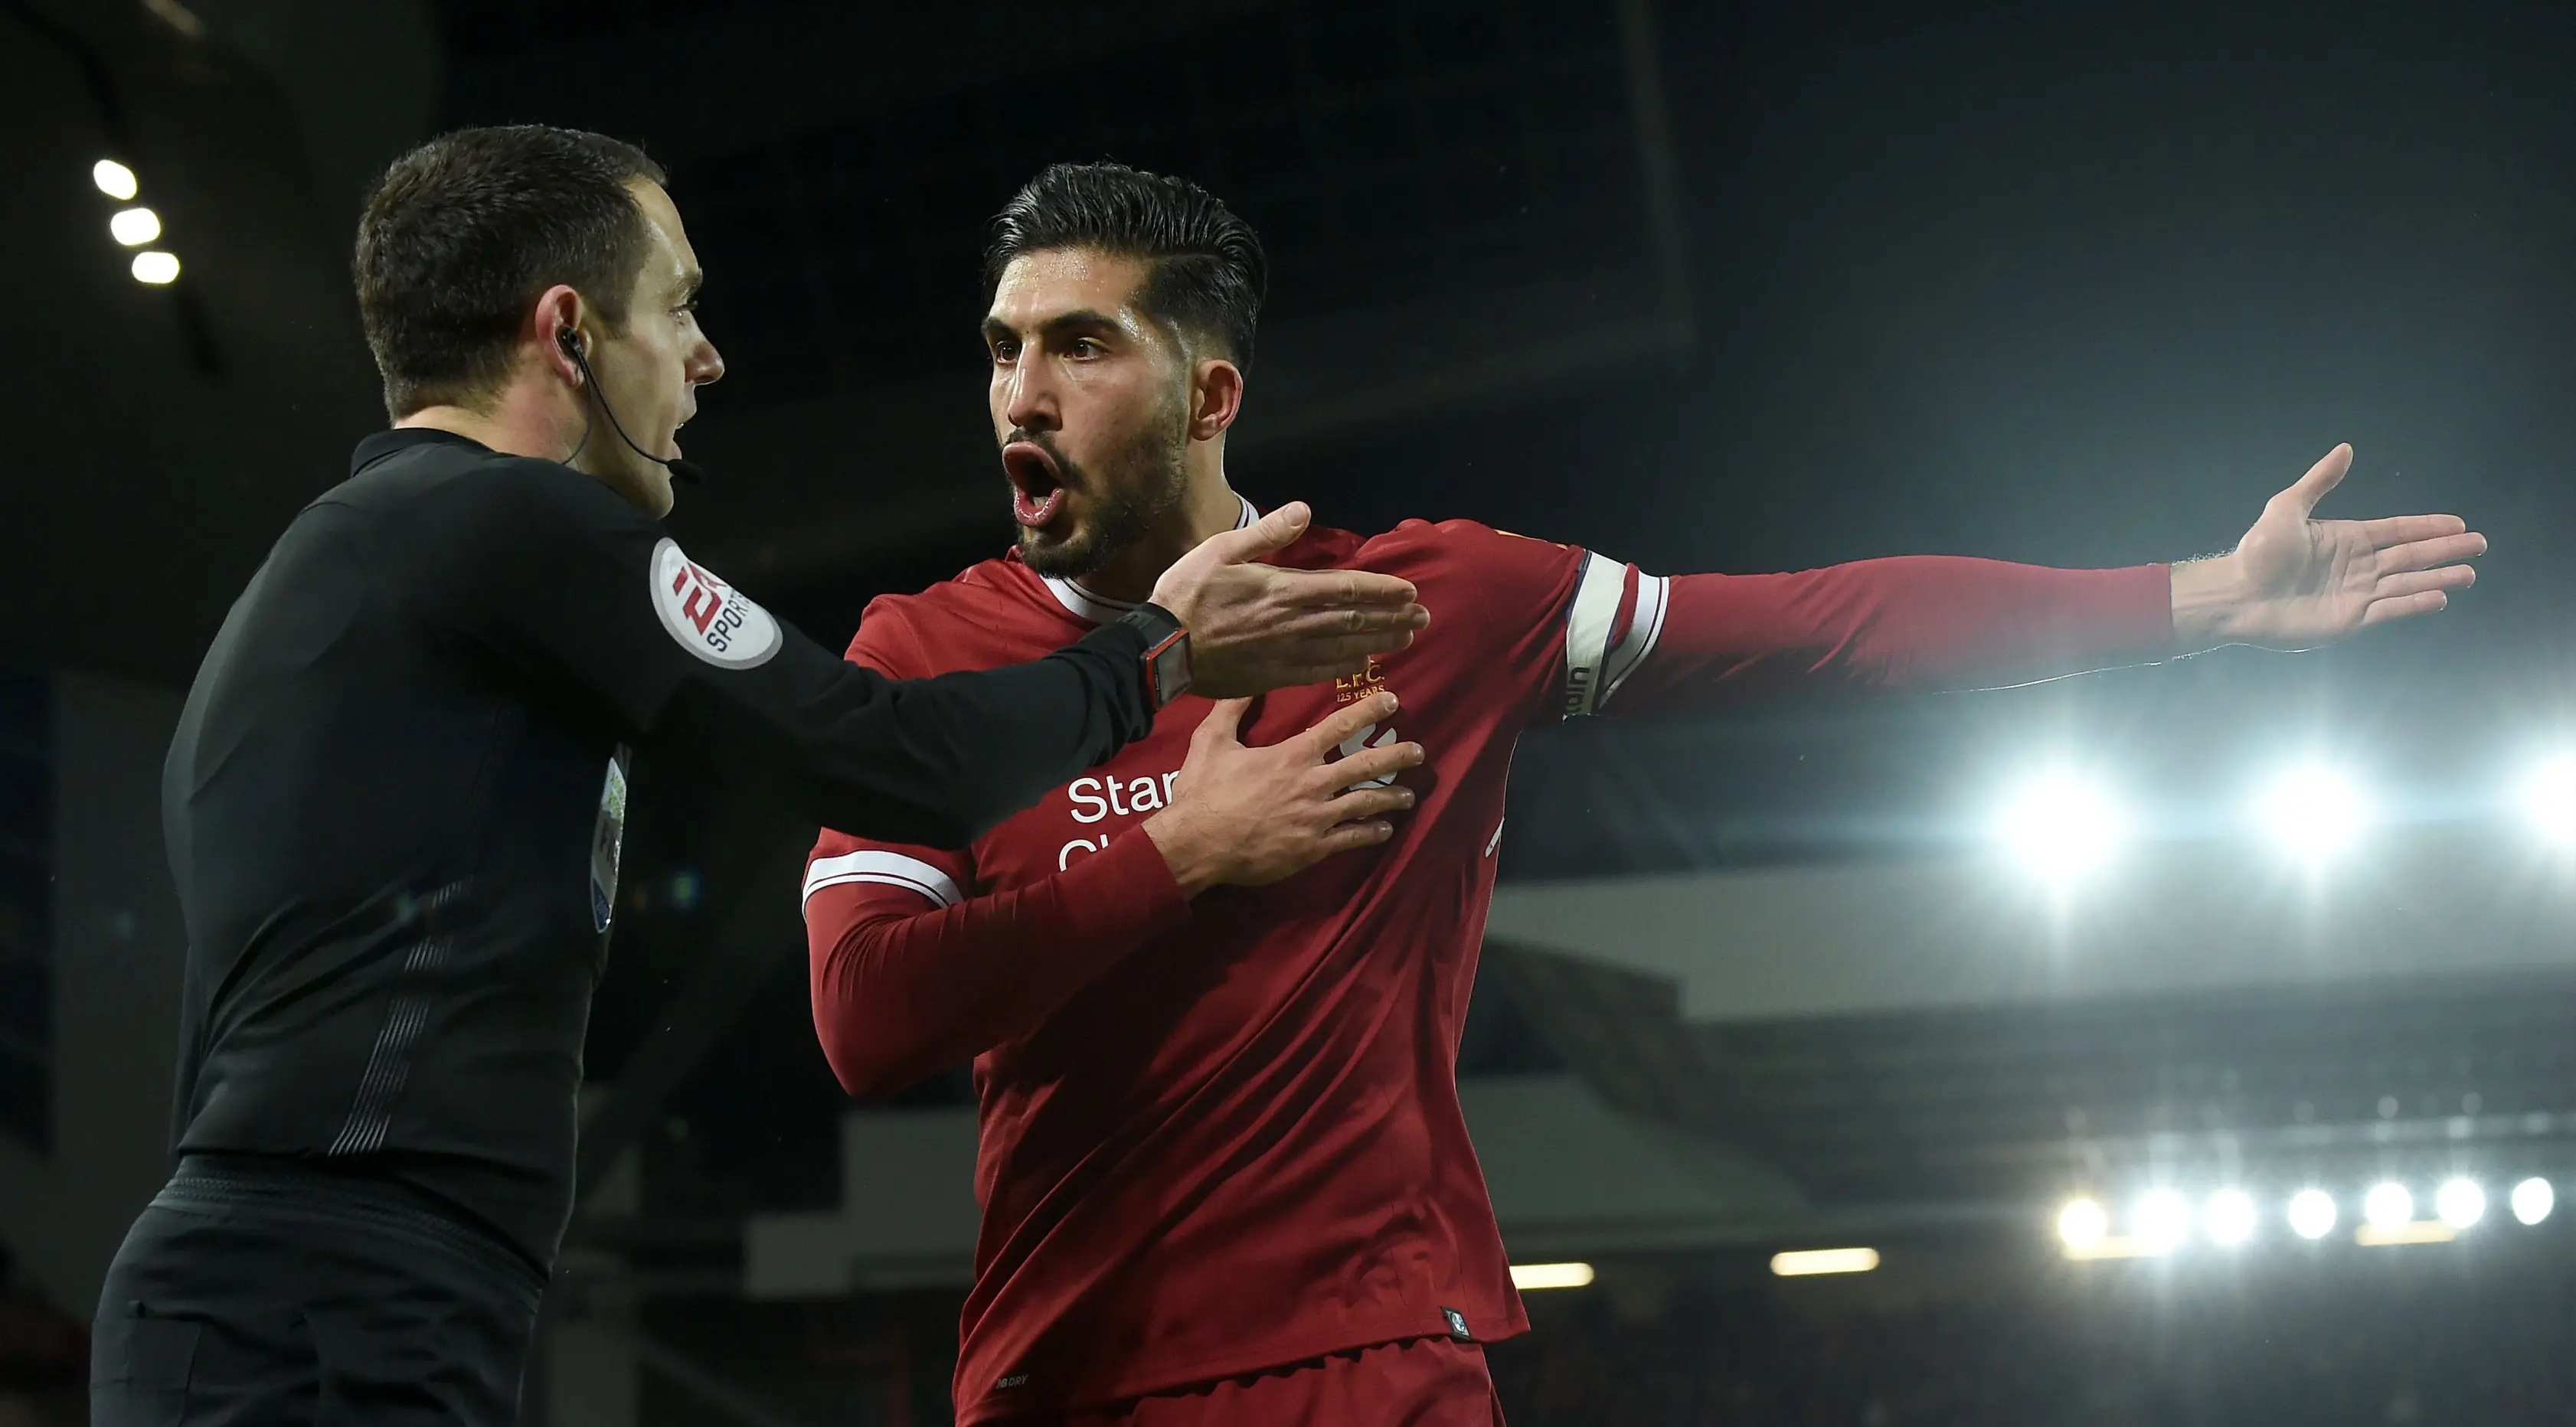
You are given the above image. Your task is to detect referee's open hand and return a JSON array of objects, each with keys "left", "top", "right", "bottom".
[
  {"left": 1150, "top": 502, "right": 1430, "bottom": 697},
  {"left": 1143, "top": 692, "right": 1424, "bottom": 896}
]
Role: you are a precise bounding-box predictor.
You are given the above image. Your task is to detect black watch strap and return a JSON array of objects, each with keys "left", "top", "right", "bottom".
[{"left": 1116, "top": 603, "right": 1193, "bottom": 710}]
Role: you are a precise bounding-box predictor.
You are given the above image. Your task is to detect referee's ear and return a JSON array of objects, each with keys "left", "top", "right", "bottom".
[
  {"left": 1188, "top": 357, "right": 1244, "bottom": 444},
  {"left": 528, "top": 283, "right": 588, "bottom": 389}
]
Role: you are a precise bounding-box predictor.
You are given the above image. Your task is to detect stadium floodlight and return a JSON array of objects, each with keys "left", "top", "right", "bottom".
[
  {"left": 2287, "top": 1188, "right": 2338, "bottom": 1240},
  {"left": 2204, "top": 1189, "right": 2257, "bottom": 1246},
  {"left": 2436, "top": 1178, "right": 2486, "bottom": 1229},
  {"left": 1770, "top": 1248, "right": 1879, "bottom": 1277},
  {"left": 109, "top": 207, "right": 162, "bottom": 247},
  {"left": 2510, "top": 1177, "right": 2554, "bottom": 1226},
  {"left": 1509, "top": 1262, "right": 1595, "bottom": 1291},
  {"left": 130, "top": 251, "right": 179, "bottom": 285},
  {"left": 2251, "top": 763, "right": 2372, "bottom": 865},
  {"left": 2132, "top": 1189, "right": 2192, "bottom": 1250},
  {"left": 2522, "top": 755, "right": 2576, "bottom": 847},
  {"left": 1995, "top": 772, "right": 2128, "bottom": 884},
  {"left": 93, "top": 158, "right": 139, "bottom": 200},
  {"left": 2058, "top": 1197, "right": 2109, "bottom": 1251},
  {"left": 2363, "top": 1181, "right": 2414, "bottom": 1230}
]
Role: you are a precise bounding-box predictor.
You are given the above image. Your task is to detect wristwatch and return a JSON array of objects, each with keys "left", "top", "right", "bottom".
[{"left": 1116, "top": 603, "right": 1194, "bottom": 710}]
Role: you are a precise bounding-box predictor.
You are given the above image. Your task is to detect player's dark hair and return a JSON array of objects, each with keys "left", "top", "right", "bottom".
[
  {"left": 985, "top": 162, "right": 1268, "bottom": 372},
  {"left": 355, "top": 125, "right": 667, "bottom": 417}
]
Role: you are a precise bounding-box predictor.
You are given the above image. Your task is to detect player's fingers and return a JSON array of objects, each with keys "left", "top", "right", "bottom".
[
  {"left": 1309, "top": 820, "right": 1399, "bottom": 857},
  {"left": 2372, "top": 566, "right": 2476, "bottom": 602},
  {"left": 2359, "top": 590, "right": 2450, "bottom": 628},
  {"left": 1329, "top": 785, "right": 1417, "bottom": 821},
  {"left": 1327, "top": 740, "right": 1426, "bottom": 789},
  {"left": 2356, "top": 512, "right": 2466, "bottom": 546},
  {"left": 1192, "top": 697, "right": 1251, "bottom": 752},
  {"left": 2278, "top": 443, "right": 2352, "bottom": 515},
  {"left": 1299, "top": 692, "right": 1398, "bottom": 756},
  {"left": 2371, "top": 531, "right": 2487, "bottom": 573},
  {"left": 1273, "top": 567, "right": 1420, "bottom": 610}
]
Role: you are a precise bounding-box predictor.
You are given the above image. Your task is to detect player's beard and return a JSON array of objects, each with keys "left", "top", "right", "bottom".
[{"left": 1014, "top": 393, "right": 1192, "bottom": 581}]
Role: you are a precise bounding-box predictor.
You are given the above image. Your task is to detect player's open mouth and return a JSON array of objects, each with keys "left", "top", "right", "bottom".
[{"left": 1004, "top": 441, "right": 1067, "bottom": 528}]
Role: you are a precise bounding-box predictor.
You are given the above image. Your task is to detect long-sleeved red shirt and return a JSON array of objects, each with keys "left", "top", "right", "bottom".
[{"left": 803, "top": 514, "right": 2172, "bottom": 1421}]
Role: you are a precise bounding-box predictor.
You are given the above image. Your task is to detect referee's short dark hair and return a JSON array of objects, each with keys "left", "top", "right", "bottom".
[
  {"left": 986, "top": 162, "right": 1269, "bottom": 374},
  {"left": 355, "top": 125, "right": 666, "bottom": 417}
]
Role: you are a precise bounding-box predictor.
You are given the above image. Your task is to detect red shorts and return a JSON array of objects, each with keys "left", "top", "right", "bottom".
[{"left": 1046, "top": 1336, "right": 1508, "bottom": 1427}]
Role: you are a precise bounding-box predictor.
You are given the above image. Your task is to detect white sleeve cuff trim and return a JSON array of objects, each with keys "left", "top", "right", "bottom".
[{"left": 802, "top": 851, "right": 964, "bottom": 910}]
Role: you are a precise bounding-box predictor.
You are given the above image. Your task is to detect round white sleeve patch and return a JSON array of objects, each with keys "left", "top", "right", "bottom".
[{"left": 649, "top": 537, "right": 783, "bottom": 669}]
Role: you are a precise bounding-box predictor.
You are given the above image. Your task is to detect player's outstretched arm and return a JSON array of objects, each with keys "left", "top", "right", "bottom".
[
  {"left": 1151, "top": 503, "right": 1433, "bottom": 697},
  {"left": 1576, "top": 444, "right": 2486, "bottom": 715},
  {"left": 2167, "top": 443, "right": 2486, "bottom": 651},
  {"left": 805, "top": 694, "right": 1424, "bottom": 1099}
]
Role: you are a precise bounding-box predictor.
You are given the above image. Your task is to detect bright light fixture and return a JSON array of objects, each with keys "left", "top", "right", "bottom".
[
  {"left": 2436, "top": 1178, "right": 2486, "bottom": 1229},
  {"left": 2363, "top": 1181, "right": 2414, "bottom": 1229},
  {"left": 2251, "top": 763, "right": 2372, "bottom": 864},
  {"left": 2356, "top": 1219, "right": 2455, "bottom": 1247},
  {"left": 1509, "top": 1262, "right": 1594, "bottom": 1291},
  {"left": 1770, "top": 1247, "right": 1879, "bottom": 1277},
  {"left": 2522, "top": 755, "right": 2576, "bottom": 847},
  {"left": 1996, "top": 772, "right": 2129, "bottom": 883},
  {"left": 93, "top": 158, "right": 138, "bottom": 200},
  {"left": 131, "top": 250, "right": 180, "bottom": 285},
  {"left": 2204, "top": 1189, "right": 2257, "bottom": 1246},
  {"left": 2131, "top": 1189, "right": 2191, "bottom": 1249},
  {"left": 2511, "top": 1177, "right": 2554, "bottom": 1226},
  {"left": 110, "top": 207, "right": 162, "bottom": 246},
  {"left": 2058, "top": 1197, "right": 2108, "bottom": 1251},
  {"left": 2287, "top": 1188, "right": 2338, "bottom": 1240}
]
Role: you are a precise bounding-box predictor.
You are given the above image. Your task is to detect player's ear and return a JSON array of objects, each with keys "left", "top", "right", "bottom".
[{"left": 1188, "top": 357, "right": 1244, "bottom": 442}]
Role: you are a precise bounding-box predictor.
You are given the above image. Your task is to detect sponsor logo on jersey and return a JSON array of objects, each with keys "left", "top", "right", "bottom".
[
  {"left": 1058, "top": 765, "right": 1181, "bottom": 870},
  {"left": 649, "top": 537, "right": 782, "bottom": 669}
]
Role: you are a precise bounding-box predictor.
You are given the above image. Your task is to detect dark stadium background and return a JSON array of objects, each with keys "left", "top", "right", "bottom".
[{"left": 4, "top": 1, "right": 2573, "bottom": 1422}]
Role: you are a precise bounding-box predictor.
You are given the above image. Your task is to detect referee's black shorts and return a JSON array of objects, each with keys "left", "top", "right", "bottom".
[{"left": 90, "top": 1155, "right": 544, "bottom": 1426}]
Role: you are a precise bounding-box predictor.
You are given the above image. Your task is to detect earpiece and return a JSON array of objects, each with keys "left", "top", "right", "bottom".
[{"left": 557, "top": 327, "right": 583, "bottom": 359}]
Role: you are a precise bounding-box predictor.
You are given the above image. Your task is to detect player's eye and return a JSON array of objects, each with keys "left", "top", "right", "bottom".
[
  {"left": 991, "top": 338, "right": 1021, "bottom": 363},
  {"left": 1067, "top": 338, "right": 1104, "bottom": 358}
]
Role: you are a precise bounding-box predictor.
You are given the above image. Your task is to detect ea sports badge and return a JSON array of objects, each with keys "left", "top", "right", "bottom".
[{"left": 650, "top": 538, "right": 782, "bottom": 668}]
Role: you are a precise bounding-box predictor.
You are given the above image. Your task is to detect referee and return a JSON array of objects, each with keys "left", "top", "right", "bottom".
[{"left": 89, "top": 126, "right": 1427, "bottom": 1425}]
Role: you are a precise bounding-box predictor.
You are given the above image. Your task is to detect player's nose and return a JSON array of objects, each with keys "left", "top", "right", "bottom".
[{"left": 1000, "top": 363, "right": 1058, "bottom": 432}]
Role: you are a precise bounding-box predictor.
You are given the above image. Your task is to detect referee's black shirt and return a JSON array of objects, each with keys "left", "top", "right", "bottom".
[{"left": 162, "top": 428, "right": 1161, "bottom": 1271}]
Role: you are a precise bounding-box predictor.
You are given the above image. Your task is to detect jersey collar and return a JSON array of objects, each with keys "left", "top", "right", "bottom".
[{"left": 1038, "top": 495, "right": 1257, "bottom": 626}]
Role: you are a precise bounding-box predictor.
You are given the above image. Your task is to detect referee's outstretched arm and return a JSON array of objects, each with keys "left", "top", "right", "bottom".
[{"left": 414, "top": 456, "right": 1414, "bottom": 850}]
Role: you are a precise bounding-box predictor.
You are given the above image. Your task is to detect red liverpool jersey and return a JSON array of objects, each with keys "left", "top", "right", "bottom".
[{"left": 804, "top": 508, "right": 2174, "bottom": 1422}]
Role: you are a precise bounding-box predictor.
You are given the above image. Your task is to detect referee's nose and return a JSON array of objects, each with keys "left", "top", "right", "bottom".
[{"left": 688, "top": 328, "right": 725, "bottom": 389}]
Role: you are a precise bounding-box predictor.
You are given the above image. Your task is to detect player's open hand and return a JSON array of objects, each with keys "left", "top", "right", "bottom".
[
  {"left": 1149, "top": 502, "right": 1431, "bottom": 697},
  {"left": 2170, "top": 444, "right": 2487, "bottom": 650},
  {"left": 1141, "top": 693, "right": 1424, "bottom": 896}
]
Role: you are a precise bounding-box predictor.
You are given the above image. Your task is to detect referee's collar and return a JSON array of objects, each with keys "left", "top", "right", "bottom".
[
  {"left": 351, "top": 426, "right": 490, "bottom": 477},
  {"left": 1038, "top": 495, "right": 1257, "bottom": 625}
]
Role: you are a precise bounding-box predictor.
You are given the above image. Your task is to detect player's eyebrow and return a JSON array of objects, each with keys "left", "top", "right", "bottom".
[
  {"left": 982, "top": 309, "right": 1129, "bottom": 348},
  {"left": 678, "top": 268, "right": 704, "bottom": 302}
]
